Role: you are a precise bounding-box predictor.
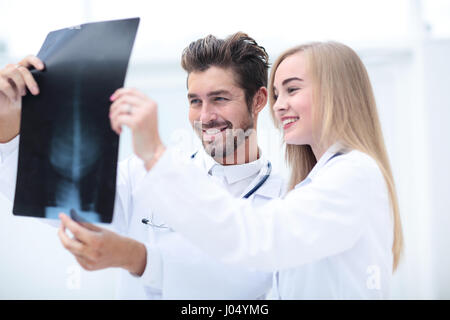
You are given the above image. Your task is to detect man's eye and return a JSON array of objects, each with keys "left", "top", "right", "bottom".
[
  {"left": 190, "top": 99, "right": 201, "bottom": 105},
  {"left": 214, "top": 97, "right": 228, "bottom": 102}
]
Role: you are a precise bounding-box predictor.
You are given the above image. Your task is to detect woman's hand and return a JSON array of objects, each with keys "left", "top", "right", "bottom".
[{"left": 109, "top": 88, "right": 166, "bottom": 170}]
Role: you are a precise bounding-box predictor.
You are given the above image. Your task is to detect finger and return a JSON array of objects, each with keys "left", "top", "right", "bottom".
[
  {"left": 109, "top": 94, "right": 144, "bottom": 116},
  {"left": 58, "top": 224, "right": 84, "bottom": 255},
  {"left": 17, "top": 66, "right": 40, "bottom": 95},
  {"left": 5, "top": 68, "right": 26, "bottom": 96},
  {"left": 109, "top": 98, "right": 132, "bottom": 134},
  {"left": 109, "top": 112, "right": 122, "bottom": 135},
  {"left": 111, "top": 113, "right": 135, "bottom": 134},
  {"left": 109, "top": 97, "right": 143, "bottom": 121},
  {"left": 0, "top": 77, "right": 19, "bottom": 102},
  {"left": 59, "top": 213, "right": 95, "bottom": 244},
  {"left": 75, "top": 255, "right": 97, "bottom": 271},
  {"left": 79, "top": 222, "right": 102, "bottom": 232},
  {"left": 110, "top": 88, "right": 142, "bottom": 101},
  {"left": 109, "top": 108, "right": 124, "bottom": 134},
  {"left": 110, "top": 121, "right": 122, "bottom": 135},
  {"left": 110, "top": 87, "right": 146, "bottom": 102},
  {"left": 19, "top": 55, "right": 45, "bottom": 71},
  {"left": 114, "top": 114, "right": 136, "bottom": 134},
  {"left": 110, "top": 103, "right": 136, "bottom": 133}
]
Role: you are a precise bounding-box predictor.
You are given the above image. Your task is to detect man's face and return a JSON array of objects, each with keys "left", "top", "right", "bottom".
[{"left": 187, "top": 66, "right": 254, "bottom": 160}]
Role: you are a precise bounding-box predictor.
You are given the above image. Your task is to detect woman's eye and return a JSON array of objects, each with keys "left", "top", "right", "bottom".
[{"left": 287, "top": 87, "right": 299, "bottom": 94}]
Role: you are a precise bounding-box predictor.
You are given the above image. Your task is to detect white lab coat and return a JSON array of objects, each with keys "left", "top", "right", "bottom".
[
  {"left": 0, "top": 136, "right": 284, "bottom": 299},
  {"left": 117, "top": 148, "right": 283, "bottom": 299},
  {"left": 135, "top": 143, "right": 395, "bottom": 299}
]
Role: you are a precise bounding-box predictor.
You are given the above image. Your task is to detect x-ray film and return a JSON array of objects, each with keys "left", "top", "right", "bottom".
[{"left": 13, "top": 18, "right": 140, "bottom": 223}]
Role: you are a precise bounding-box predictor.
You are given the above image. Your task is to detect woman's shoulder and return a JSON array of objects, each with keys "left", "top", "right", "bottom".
[
  {"left": 320, "top": 148, "right": 385, "bottom": 186},
  {"left": 339, "top": 149, "right": 380, "bottom": 169}
]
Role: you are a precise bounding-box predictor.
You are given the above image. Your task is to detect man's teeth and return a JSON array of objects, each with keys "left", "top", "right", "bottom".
[
  {"left": 282, "top": 118, "right": 299, "bottom": 126},
  {"left": 205, "top": 127, "right": 227, "bottom": 135}
]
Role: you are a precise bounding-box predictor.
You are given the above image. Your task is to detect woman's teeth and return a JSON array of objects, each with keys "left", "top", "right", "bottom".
[{"left": 282, "top": 118, "right": 299, "bottom": 126}]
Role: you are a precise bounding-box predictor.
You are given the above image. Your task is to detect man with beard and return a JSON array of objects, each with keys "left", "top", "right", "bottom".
[{"left": 0, "top": 32, "right": 284, "bottom": 299}]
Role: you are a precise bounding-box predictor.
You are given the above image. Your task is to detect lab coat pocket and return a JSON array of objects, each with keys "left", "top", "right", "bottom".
[{"left": 143, "top": 209, "right": 174, "bottom": 234}]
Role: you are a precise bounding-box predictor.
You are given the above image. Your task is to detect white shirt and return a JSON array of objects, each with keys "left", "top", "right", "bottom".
[
  {"left": 0, "top": 137, "right": 284, "bottom": 299},
  {"left": 137, "top": 143, "right": 395, "bottom": 299},
  {"left": 202, "top": 148, "right": 264, "bottom": 198}
]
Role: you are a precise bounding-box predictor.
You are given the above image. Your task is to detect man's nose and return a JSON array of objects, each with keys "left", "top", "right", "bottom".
[{"left": 199, "top": 103, "right": 218, "bottom": 123}]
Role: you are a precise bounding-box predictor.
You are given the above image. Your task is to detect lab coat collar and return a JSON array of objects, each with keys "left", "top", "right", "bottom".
[
  {"left": 0, "top": 134, "right": 20, "bottom": 163},
  {"left": 301, "top": 142, "right": 346, "bottom": 184},
  {"left": 197, "top": 148, "right": 264, "bottom": 185}
]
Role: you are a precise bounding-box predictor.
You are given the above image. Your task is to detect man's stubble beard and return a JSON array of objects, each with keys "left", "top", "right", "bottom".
[{"left": 196, "top": 113, "right": 255, "bottom": 161}]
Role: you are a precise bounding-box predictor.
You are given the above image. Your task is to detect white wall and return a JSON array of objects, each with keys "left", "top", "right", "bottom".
[
  {"left": 0, "top": 194, "right": 119, "bottom": 299},
  {"left": 424, "top": 40, "right": 450, "bottom": 299}
]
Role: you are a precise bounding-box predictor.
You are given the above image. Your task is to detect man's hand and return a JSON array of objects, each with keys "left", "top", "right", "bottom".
[
  {"left": 58, "top": 213, "right": 147, "bottom": 276},
  {"left": 0, "top": 55, "right": 44, "bottom": 142},
  {"left": 109, "top": 88, "right": 166, "bottom": 170}
]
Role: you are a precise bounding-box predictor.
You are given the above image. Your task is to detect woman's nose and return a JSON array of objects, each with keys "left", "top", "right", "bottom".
[{"left": 273, "top": 96, "right": 287, "bottom": 113}]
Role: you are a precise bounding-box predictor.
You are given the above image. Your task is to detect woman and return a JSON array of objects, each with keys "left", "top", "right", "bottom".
[{"left": 110, "top": 41, "right": 404, "bottom": 299}]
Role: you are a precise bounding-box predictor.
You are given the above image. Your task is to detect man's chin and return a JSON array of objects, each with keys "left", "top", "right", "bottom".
[
  {"left": 202, "top": 143, "right": 218, "bottom": 157},
  {"left": 201, "top": 142, "right": 224, "bottom": 158}
]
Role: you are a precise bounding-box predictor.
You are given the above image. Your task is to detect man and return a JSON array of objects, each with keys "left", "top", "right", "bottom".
[{"left": 0, "top": 32, "right": 284, "bottom": 299}]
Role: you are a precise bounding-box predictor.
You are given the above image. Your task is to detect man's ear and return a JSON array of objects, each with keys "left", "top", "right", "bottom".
[{"left": 251, "top": 87, "right": 268, "bottom": 116}]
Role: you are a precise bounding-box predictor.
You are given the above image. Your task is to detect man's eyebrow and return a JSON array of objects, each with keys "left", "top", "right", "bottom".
[
  {"left": 188, "top": 90, "right": 232, "bottom": 99},
  {"left": 282, "top": 77, "right": 303, "bottom": 86},
  {"left": 206, "top": 90, "right": 231, "bottom": 97}
]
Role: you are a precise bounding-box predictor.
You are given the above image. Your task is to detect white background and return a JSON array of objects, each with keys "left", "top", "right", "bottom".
[{"left": 0, "top": 0, "right": 449, "bottom": 299}]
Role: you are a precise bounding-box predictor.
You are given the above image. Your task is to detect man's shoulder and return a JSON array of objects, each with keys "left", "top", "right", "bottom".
[
  {"left": 117, "top": 153, "right": 147, "bottom": 186},
  {"left": 118, "top": 153, "right": 144, "bottom": 169}
]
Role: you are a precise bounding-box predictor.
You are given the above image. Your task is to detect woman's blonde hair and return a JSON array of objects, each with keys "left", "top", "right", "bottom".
[{"left": 268, "top": 42, "right": 403, "bottom": 272}]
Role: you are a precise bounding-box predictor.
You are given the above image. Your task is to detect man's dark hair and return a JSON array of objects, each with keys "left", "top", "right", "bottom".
[{"left": 181, "top": 32, "right": 269, "bottom": 110}]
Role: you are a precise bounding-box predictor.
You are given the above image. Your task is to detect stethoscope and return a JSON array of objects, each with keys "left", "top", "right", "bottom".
[{"left": 142, "top": 151, "right": 272, "bottom": 228}]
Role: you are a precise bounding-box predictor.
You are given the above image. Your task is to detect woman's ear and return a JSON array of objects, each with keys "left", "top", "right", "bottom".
[{"left": 252, "top": 87, "right": 268, "bottom": 116}]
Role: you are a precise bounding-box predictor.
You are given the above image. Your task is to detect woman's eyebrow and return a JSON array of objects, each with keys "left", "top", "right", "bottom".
[{"left": 282, "top": 77, "right": 303, "bottom": 86}]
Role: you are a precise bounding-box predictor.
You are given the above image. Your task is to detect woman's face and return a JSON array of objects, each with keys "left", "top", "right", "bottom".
[{"left": 272, "top": 52, "right": 313, "bottom": 146}]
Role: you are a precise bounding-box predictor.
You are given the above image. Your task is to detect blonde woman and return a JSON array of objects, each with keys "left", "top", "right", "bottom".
[{"left": 105, "top": 41, "right": 403, "bottom": 299}]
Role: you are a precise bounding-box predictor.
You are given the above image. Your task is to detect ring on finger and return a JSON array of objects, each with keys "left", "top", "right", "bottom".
[{"left": 125, "top": 104, "right": 133, "bottom": 115}]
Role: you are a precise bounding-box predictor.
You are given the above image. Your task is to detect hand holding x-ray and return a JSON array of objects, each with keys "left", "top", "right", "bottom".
[
  {"left": 109, "top": 87, "right": 166, "bottom": 171},
  {"left": 58, "top": 211, "right": 147, "bottom": 275},
  {"left": 0, "top": 55, "right": 44, "bottom": 143}
]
